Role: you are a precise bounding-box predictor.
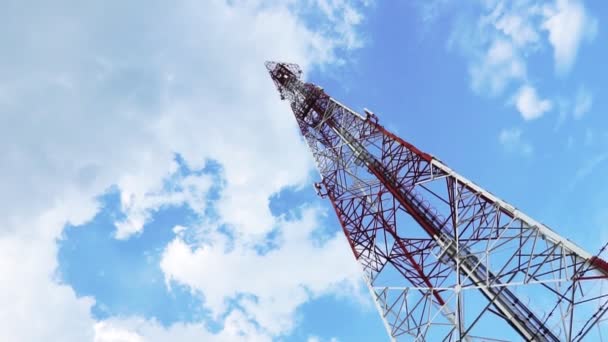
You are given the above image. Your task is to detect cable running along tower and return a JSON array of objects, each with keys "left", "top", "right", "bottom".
[{"left": 267, "top": 62, "right": 608, "bottom": 341}]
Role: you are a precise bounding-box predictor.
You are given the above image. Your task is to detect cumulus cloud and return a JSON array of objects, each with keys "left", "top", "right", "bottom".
[
  {"left": 313, "top": 0, "right": 366, "bottom": 50},
  {"left": 514, "top": 84, "right": 553, "bottom": 120},
  {"left": 470, "top": 39, "right": 526, "bottom": 95},
  {"left": 308, "top": 337, "right": 322, "bottom": 342},
  {"left": 94, "top": 311, "right": 266, "bottom": 342},
  {"left": 452, "top": 1, "right": 539, "bottom": 97},
  {"left": 95, "top": 322, "right": 144, "bottom": 342},
  {"left": 542, "top": 0, "right": 598, "bottom": 75},
  {"left": 160, "top": 207, "right": 362, "bottom": 337},
  {"left": 0, "top": 0, "right": 370, "bottom": 341},
  {"left": 446, "top": 0, "right": 596, "bottom": 123},
  {"left": 306, "top": 335, "right": 340, "bottom": 342},
  {"left": 416, "top": 0, "right": 452, "bottom": 24},
  {"left": 0, "top": 209, "right": 98, "bottom": 341},
  {"left": 494, "top": 6, "right": 541, "bottom": 47},
  {"left": 499, "top": 128, "right": 533, "bottom": 156},
  {"left": 553, "top": 84, "right": 593, "bottom": 129},
  {"left": 115, "top": 169, "right": 214, "bottom": 239}
]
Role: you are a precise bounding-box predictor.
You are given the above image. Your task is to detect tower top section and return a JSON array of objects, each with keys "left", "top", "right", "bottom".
[{"left": 265, "top": 61, "right": 304, "bottom": 101}]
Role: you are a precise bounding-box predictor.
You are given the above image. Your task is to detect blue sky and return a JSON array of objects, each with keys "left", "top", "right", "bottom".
[{"left": 2, "top": 0, "right": 607, "bottom": 341}]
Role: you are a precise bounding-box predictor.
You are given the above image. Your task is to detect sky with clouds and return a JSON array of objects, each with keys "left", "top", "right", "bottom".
[{"left": 1, "top": 0, "right": 607, "bottom": 341}]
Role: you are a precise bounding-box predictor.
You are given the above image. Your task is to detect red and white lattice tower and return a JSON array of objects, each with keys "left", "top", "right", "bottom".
[{"left": 266, "top": 62, "right": 608, "bottom": 341}]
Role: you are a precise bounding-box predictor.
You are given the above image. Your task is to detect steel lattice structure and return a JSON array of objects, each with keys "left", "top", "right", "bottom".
[{"left": 266, "top": 61, "right": 608, "bottom": 341}]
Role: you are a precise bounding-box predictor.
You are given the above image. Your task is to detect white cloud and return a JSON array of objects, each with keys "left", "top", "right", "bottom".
[
  {"left": 573, "top": 86, "right": 593, "bottom": 119},
  {"left": 313, "top": 0, "right": 366, "bottom": 50},
  {"left": 95, "top": 322, "right": 144, "bottom": 342},
  {"left": 470, "top": 39, "right": 526, "bottom": 95},
  {"left": 454, "top": 1, "right": 541, "bottom": 97},
  {"left": 542, "top": 0, "right": 598, "bottom": 75},
  {"left": 416, "top": 0, "right": 451, "bottom": 24},
  {"left": 307, "top": 335, "right": 340, "bottom": 342},
  {"left": 554, "top": 85, "right": 593, "bottom": 129},
  {"left": 94, "top": 311, "right": 268, "bottom": 342},
  {"left": 115, "top": 170, "right": 214, "bottom": 239},
  {"left": 0, "top": 209, "right": 97, "bottom": 341},
  {"left": 0, "top": 1, "right": 370, "bottom": 341},
  {"left": 447, "top": 0, "right": 596, "bottom": 122},
  {"left": 514, "top": 84, "right": 553, "bottom": 120},
  {"left": 494, "top": 8, "right": 541, "bottom": 47},
  {"left": 160, "top": 207, "right": 362, "bottom": 337},
  {"left": 499, "top": 128, "right": 533, "bottom": 156}
]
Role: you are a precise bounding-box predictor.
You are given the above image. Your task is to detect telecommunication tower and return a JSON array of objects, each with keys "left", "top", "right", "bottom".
[{"left": 266, "top": 61, "right": 608, "bottom": 341}]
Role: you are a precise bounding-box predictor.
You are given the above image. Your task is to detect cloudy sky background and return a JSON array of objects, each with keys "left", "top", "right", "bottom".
[{"left": 1, "top": 0, "right": 607, "bottom": 341}]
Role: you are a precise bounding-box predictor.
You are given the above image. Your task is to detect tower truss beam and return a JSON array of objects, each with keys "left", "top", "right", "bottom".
[{"left": 266, "top": 61, "right": 608, "bottom": 341}]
